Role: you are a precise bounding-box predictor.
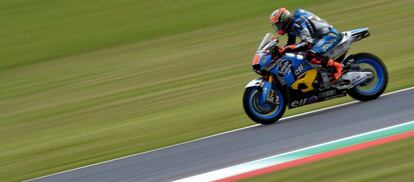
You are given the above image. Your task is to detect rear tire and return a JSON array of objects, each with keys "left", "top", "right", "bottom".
[
  {"left": 243, "top": 86, "right": 286, "bottom": 125},
  {"left": 347, "top": 53, "right": 388, "bottom": 101}
]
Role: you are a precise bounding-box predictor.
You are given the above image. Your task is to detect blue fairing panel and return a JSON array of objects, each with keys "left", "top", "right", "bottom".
[{"left": 271, "top": 53, "right": 313, "bottom": 87}]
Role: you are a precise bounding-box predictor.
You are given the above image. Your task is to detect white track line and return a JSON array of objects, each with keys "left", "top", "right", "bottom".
[{"left": 25, "top": 86, "right": 414, "bottom": 181}]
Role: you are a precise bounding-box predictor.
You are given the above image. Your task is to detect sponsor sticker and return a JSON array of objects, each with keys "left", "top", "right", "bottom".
[
  {"left": 290, "top": 95, "right": 318, "bottom": 107},
  {"left": 278, "top": 60, "right": 292, "bottom": 77}
]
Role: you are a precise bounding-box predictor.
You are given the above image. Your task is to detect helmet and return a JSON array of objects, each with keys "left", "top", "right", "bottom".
[{"left": 270, "top": 8, "right": 292, "bottom": 35}]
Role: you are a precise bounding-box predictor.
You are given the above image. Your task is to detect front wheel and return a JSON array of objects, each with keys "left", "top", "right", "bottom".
[
  {"left": 347, "top": 53, "right": 388, "bottom": 101},
  {"left": 243, "top": 86, "right": 286, "bottom": 125}
]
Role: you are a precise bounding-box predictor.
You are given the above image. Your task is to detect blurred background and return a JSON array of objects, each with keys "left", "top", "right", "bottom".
[{"left": 0, "top": 0, "right": 413, "bottom": 181}]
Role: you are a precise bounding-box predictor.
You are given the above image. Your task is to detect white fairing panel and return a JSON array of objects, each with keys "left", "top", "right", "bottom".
[
  {"left": 324, "top": 28, "right": 369, "bottom": 59},
  {"left": 245, "top": 78, "right": 263, "bottom": 88},
  {"left": 323, "top": 31, "right": 353, "bottom": 59}
]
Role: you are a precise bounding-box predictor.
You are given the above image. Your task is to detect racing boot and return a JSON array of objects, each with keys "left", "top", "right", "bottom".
[{"left": 326, "top": 59, "right": 343, "bottom": 81}]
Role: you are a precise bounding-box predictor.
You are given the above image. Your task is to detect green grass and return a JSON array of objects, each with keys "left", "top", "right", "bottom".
[
  {"left": 243, "top": 137, "right": 414, "bottom": 182},
  {"left": 0, "top": 0, "right": 413, "bottom": 181}
]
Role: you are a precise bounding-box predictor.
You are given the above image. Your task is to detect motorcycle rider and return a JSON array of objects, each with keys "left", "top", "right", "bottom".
[{"left": 270, "top": 8, "right": 343, "bottom": 81}]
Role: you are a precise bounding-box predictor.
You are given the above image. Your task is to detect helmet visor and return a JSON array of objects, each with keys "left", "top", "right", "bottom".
[{"left": 272, "top": 21, "right": 285, "bottom": 32}]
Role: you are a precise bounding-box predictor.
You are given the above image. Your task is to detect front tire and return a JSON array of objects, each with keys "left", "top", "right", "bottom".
[
  {"left": 347, "top": 53, "right": 388, "bottom": 101},
  {"left": 243, "top": 86, "right": 286, "bottom": 125}
]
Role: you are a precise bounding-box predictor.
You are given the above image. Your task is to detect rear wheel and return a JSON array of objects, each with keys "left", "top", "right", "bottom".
[
  {"left": 243, "top": 86, "right": 286, "bottom": 125},
  {"left": 347, "top": 53, "right": 388, "bottom": 101}
]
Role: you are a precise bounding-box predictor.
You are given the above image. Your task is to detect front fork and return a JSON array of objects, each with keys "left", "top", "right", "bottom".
[{"left": 258, "top": 74, "right": 277, "bottom": 105}]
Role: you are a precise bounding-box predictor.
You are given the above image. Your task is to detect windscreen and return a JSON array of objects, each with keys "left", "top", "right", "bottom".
[{"left": 257, "top": 33, "right": 277, "bottom": 51}]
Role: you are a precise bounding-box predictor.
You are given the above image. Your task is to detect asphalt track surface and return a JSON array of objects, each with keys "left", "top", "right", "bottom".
[{"left": 29, "top": 88, "right": 414, "bottom": 182}]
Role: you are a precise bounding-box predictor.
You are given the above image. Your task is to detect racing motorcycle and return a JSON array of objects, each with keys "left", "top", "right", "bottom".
[{"left": 243, "top": 28, "right": 388, "bottom": 124}]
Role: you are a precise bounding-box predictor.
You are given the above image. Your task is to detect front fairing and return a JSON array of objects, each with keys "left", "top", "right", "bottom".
[
  {"left": 252, "top": 33, "right": 279, "bottom": 74},
  {"left": 252, "top": 53, "right": 272, "bottom": 74}
]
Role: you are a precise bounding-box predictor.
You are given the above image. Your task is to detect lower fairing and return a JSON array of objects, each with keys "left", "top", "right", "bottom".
[{"left": 287, "top": 88, "right": 347, "bottom": 109}]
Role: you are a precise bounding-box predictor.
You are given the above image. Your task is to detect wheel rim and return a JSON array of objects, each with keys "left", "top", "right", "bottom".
[
  {"left": 248, "top": 87, "right": 284, "bottom": 119},
  {"left": 354, "top": 58, "right": 385, "bottom": 95}
]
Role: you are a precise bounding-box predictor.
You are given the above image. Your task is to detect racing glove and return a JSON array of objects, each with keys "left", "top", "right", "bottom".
[{"left": 279, "top": 41, "right": 311, "bottom": 54}]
